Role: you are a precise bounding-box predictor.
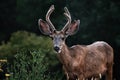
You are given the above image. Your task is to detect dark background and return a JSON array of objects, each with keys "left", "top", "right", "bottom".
[{"left": 0, "top": 0, "right": 120, "bottom": 79}]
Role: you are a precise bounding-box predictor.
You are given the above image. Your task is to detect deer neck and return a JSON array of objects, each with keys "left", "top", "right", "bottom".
[{"left": 57, "top": 43, "right": 72, "bottom": 65}]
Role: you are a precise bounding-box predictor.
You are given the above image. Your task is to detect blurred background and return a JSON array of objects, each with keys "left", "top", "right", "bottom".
[{"left": 0, "top": 0, "right": 120, "bottom": 80}]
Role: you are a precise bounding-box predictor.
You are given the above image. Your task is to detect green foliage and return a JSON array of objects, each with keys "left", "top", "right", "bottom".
[
  {"left": 9, "top": 49, "right": 63, "bottom": 80},
  {"left": 67, "top": 0, "right": 120, "bottom": 44},
  {"left": 0, "top": 31, "right": 64, "bottom": 79},
  {"left": 16, "top": 0, "right": 64, "bottom": 31},
  {"left": 0, "top": 31, "right": 53, "bottom": 58}
]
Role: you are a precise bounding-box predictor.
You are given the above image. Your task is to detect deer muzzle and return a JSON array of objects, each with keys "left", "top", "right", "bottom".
[{"left": 54, "top": 46, "right": 60, "bottom": 52}]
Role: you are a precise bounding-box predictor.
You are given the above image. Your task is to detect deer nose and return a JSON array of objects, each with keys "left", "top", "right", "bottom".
[{"left": 54, "top": 46, "right": 60, "bottom": 52}]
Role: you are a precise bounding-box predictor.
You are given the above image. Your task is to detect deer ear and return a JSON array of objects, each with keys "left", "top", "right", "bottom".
[
  {"left": 65, "top": 20, "right": 80, "bottom": 35},
  {"left": 38, "top": 19, "right": 52, "bottom": 35}
]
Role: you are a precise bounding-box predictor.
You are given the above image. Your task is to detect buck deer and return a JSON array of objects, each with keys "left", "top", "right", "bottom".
[{"left": 38, "top": 5, "right": 114, "bottom": 80}]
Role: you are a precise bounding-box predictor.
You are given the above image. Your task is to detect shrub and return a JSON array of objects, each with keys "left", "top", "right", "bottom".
[
  {"left": 0, "top": 31, "right": 64, "bottom": 80},
  {"left": 9, "top": 49, "right": 64, "bottom": 80},
  {"left": 0, "top": 31, "right": 53, "bottom": 58}
]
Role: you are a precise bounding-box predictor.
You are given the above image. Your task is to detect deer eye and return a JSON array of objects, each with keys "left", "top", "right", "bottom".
[{"left": 61, "top": 37, "right": 64, "bottom": 40}]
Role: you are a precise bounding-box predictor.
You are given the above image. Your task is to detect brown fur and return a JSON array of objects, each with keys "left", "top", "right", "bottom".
[{"left": 57, "top": 41, "right": 113, "bottom": 80}]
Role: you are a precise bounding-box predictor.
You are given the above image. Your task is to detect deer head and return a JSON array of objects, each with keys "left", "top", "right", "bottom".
[{"left": 38, "top": 5, "right": 80, "bottom": 53}]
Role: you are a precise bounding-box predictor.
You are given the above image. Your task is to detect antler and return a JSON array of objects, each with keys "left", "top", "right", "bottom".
[
  {"left": 46, "top": 5, "right": 56, "bottom": 31},
  {"left": 62, "top": 7, "right": 71, "bottom": 32}
]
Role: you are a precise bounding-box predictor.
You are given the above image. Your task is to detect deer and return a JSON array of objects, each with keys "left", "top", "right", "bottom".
[{"left": 38, "top": 5, "right": 114, "bottom": 80}]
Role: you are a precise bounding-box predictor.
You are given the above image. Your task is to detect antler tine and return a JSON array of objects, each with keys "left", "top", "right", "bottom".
[
  {"left": 62, "top": 7, "right": 71, "bottom": 32},
  {"left": 46, "top": 5, "right": 56, "bottom": 31},
  {"left": 64, "top": 7, "right": 71, "bottom": 16}
]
